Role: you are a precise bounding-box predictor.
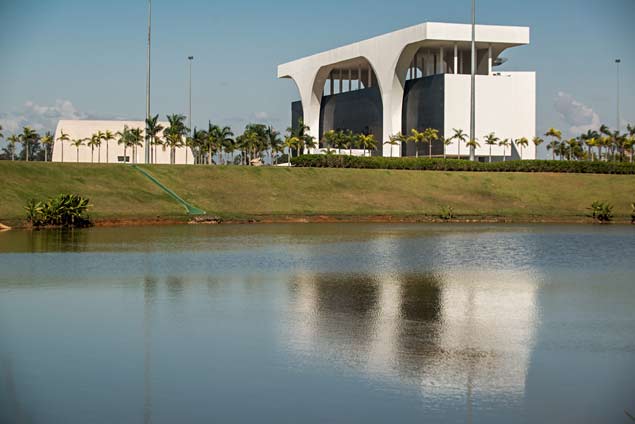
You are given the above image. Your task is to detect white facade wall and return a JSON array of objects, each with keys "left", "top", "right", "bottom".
[
  {"left": 444, "top": 72, "right": 536, "bottom": 159},
  {"left": 52, "top": 120, "right": 194, "bottom": 165}
]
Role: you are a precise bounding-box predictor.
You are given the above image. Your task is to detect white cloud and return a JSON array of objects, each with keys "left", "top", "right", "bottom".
[
  {"left": 553, "top": 92, "right": 601, "bottom": 135},
  {"left": 0, "top": 99, "right": 98, "bottom": 135}
]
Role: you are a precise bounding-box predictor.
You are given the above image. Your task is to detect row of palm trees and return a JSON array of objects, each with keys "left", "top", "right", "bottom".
[
  {"left": 0, "top": 125, "right": 54, "bottom": 161},
  {"left": 542, "top": 125, "right": 635, "bottom": 162},
  {"left": 56, "top": 114, "right": 191, "bottom": 164},
  {"left": 2, "top": 120, "right": 634, "bottom": 164}
]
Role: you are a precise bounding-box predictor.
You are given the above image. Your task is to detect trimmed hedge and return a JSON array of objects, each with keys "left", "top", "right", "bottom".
[{"left": 290, "top": 155, "right": 635, "bottom": 174}]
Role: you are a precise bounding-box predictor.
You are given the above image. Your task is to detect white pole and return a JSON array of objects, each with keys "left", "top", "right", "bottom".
[
  {"left": 616, "top": 59, "right": 621, "bottom": 131},
  {"left": 469, "top": 0, "right": 476, "bottom": 161},
  {"left": 330, "top": 71, "right": 334, "bottom": 95},
  {"left": 145, "top": 0, "right": 151, "bottom": 164},
  {"left": 454, "top": 43, "right": 458, "bottom": 74},
  {"left": 487, "top": 44, "right": 492, "bottom": 74}
]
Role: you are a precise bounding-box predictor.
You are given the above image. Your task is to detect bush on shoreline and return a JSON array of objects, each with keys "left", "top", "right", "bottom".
[
  {"left": 290, "top": 155, "right": 635, "bottom": 174},
  {"left": 25, "top": 194, "right": 92, "bottom": 228}
]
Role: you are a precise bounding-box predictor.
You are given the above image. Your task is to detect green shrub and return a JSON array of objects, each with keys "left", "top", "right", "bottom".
[
  {"left": 25, "top": 194, "right": 92, "bottom": 228},
  {"left": 440, "top": 205, "right": 456, "bottom": 220},
  {"left": 290, "top": 155, "right": 635, "bottom": 174},
  {"left": 589, "top": 201, "right": 613, "bottom": 223}
]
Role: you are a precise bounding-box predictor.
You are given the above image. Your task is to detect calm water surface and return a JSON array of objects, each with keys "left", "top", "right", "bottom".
[{"left": 0, "top": 224, "right": 634, "bottom": 423}]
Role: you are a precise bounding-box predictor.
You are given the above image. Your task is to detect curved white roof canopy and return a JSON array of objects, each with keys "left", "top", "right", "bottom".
[{"left": 277, "top": 22, "right": 530, "bottom": 147}]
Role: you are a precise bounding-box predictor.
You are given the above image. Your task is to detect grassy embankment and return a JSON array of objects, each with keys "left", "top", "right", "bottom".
[{"left": 1, "top": 161, "right": 635, "bottom": 226}]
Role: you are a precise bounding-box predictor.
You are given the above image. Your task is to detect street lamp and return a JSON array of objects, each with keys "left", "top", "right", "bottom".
[
  {"left": 145, "top": 0, "right": 152, "bottom": 164},
  {"left": 469, "top": 0, "right": 476, "bottom": 161},
  {"left": 616, "top": 59, "right": 621, "bottom": 132},
  {"left": 187, "top": 56, "right": 194, "bottom": 133}
]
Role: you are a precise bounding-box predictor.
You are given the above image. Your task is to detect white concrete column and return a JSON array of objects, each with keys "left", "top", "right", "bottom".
[
  {"left": 339, "top": 69, "right": 343, "bottom": 94},
  {"left": 358, "top": 65, "right": 362, "bottom": 89},
  {"left": 348, "top": 68, "right": 352, "bottom": 92},
  {"left": 454, "top": 44, "right": 458, "bottom": 74},
  {"left": 488, "top": 44, "right": 492, "bottom": 75},
  {"left": 368, "top": 67, "right": 372, "bottom": 88},
  {"left": 439, "top": 47, "right": 445, "bottom": 73},
  {"left": 418, "top": 54, "right": 423, "bottom": 78},
  {"left": 330, "top": 71, "right": 334, "bottom": 95}
]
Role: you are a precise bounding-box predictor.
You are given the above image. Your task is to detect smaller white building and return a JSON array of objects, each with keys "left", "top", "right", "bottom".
[{"left": 52, "top": 120, "right": 194, "bottom": 164}]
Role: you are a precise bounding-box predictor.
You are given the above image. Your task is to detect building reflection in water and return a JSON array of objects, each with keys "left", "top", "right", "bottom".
[{"left": 284, "top": 269, "right": 539, "bottom": 403}]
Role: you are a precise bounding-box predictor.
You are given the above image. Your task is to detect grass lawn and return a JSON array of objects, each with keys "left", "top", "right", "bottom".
[
  {"left": 144, "top": 165, "right": 635, "bottom": 219},
  {"left": 2, "top": 161, "right": 634, "bottom": 224}
]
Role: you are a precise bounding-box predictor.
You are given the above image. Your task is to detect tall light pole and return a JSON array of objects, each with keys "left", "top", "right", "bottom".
[
  {"left": 616, "top": 59, "right": 621, "bottom": 132},
  {"left": 469, "top": 0, "right": 476, "bottom": 161},
  {"left": 187, "top": 56, "right": 194, "bottom": 134},
  {"left": 145, "top": 0, "right": 152, "bottom": 164},
  {"left": 187, "top": 56, "right": 194, "bottom": 164}
]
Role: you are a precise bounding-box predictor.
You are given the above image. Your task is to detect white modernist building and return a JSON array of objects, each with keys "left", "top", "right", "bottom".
[
  {"left": 278, "top": 22, "right": 536, "bottom": 160},
  {"left": 52, "top": 120, "right": 194, "bottom": 164}
]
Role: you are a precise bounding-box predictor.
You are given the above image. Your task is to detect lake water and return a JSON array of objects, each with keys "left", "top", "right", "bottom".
[{"left": 0, "top": 224, "right": 634, "bottom": 424}]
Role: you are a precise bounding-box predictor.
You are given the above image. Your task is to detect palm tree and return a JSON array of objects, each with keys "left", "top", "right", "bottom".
[
  {"left": 145, "top": 115, "right": 164, "bottom": 164},
  {"left": 483, "top": 132, "right": 499, "bottom": 162},
  {"left": 565, "top": 138, "right": 579, "bottom": 161},
  {"left": 627, "top": 124, "right": 635, "bottom": 163},
  {"left": 7, "top": 135, "right": 19, "bottom": 161},
  {"left": 70, "top": 138, "right": 84, "bottom": 163},
  {"left": 284, "top": 135, "right": 299, "bottom": 166},
  {"left": 130, "top": 128, "right": 144, "bottom": 163},
  {"left": 408, "top": 129, "right": 425, "bottom": 158},
  {"left": 423, "top": 128, "right": 439, "bottom": 158},
  {"left": 442, "top": 137, "right": 453, "bottom": 159},
  {"left": 87, "top": 133, "right": 100, "bottom": 163},
  {"left": 189, "top": 128, "right": 208, "bottom": 164},
  {"left": 322, "top": 130, "right": 338, "bottom": 155},
  {"left": 116, "top": 126, "right": 132, "bottom": 163},
  {"left": 585, "top": 137, "right": 598, "bottom": 161},
  {"left": 20, "top": 127, "right": 39, "bottom": 162},
  {"left": 340, "top": 130, "right": 355, "bottom": 156},
  {"left": 265, "top": 126, "right": 281, "bottom": 164},
  {"left": 499, "top": 138, "right": 511, "bottom": 161},
  {"left": 358, "top": 133, "right": 377, "bottom": 156},
  {"left": 452, "top": 128, "right": 468, "bottom": 159},
  {"left": 286, "top": 118, "right": 311, "bottom": 155},
  {"left": 545, "top": 128, "right": 562, "bottom": 160},
  {"left": 209, "top": 124, "right": 235, "bottom": 165},
  {"left": 40, "top": 131, "right": 54, "bottom": 162},
  {"left": 165, "top": 114, "right": 188, "bottom": 165},
  {"left": 465, "top": 138, "right": 480, "bottom": 153},
  {"left": 94, "top": 131, "right": 105, "bottom": 163},
  {"left": 55, "top": 130, "right": 70, "bottom": 162},
  {"left": 385, "top": 133, "right": 404, "bottom": 158},
  {"left": 101, "top": 130, "right": 115, "bottom": 164},
  {"left": 532, "top": 136, "right": 544, "bottom": 153},
  {"left": 515, "top": 137, "right": 529, "bottom": 160}
]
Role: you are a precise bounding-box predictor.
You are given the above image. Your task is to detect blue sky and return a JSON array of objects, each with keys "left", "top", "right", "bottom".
[{"left": 0, "top": 0, "right": 633, "bottom": 146}]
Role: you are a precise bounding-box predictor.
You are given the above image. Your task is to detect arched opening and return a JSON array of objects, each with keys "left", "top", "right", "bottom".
[
  {"left": 396, "top": 43, "right": 502, "bottom": 157},
  {"left": 295, "top": 57, "right": 384, "bottom": 156}
]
